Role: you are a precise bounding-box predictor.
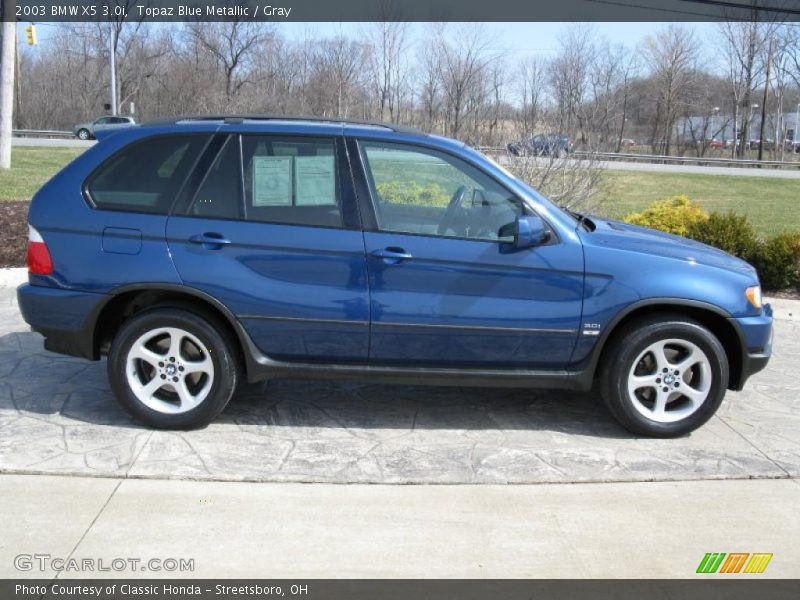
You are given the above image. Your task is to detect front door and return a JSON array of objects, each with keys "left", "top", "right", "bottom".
[
  {"left": 166, "top": 133, "right": 370, "bottom": 362},
  {"left": 355, "top": 140, "right": 584, "bottom": 368}
]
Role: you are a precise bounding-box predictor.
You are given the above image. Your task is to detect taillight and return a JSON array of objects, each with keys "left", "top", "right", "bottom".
[{"left": 27, "top": 225, "right": 53, "bottom": 275}]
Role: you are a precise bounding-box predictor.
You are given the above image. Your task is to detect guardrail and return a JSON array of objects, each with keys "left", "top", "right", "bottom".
[
  {"left": 477, "top": 146, "right": 800, "bottom": 170},
  {"left": 12, "top": 129, "right": 73, "bottom": 139},
  {"left": 573, "top": 150, "right": 800, "bottom": 170}
]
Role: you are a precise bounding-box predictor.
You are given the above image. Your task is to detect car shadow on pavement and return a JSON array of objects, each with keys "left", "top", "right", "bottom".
[{"left": 0, "top": 331, "right": 632, "bottom": 439}]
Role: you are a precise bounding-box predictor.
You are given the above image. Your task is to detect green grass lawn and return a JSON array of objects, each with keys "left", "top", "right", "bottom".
[
  {"left": 600, "top": 170, "right": 800, "bottom": 236},
  {"left": 0, "top": 147, "right": 84, "bottom": 201}
]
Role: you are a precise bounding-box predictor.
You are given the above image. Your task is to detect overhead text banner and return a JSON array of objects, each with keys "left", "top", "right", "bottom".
[{"left": 6, "top": 0, "right": 800, "bottom": 22}]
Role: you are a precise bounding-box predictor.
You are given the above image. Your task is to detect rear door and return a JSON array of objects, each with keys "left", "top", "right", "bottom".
[{"left": 166, "top": 133, "right": 370, "bottom": 362}]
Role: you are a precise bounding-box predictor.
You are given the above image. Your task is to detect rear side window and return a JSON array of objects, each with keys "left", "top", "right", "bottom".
[
  {"left": 189, "top": 137, "right": 241, "bottom": 220},
  {"left": 86, "top": 135, "right": 207, "bottom": 214},
  {"left": 242, "top": 135, "right": 342, "bottom": 228},
  {"left": 185, "top": 135, "right": 343, "bottom": 228}
]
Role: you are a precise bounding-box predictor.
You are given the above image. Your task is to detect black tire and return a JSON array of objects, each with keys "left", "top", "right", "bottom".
[
  {"left": 77, "top": 128, "right": 91, "bottom": 140},
  {"left": 599, "top": 314, "right": 729, "bottom": 438},
  {"left": 107, "top": 307, "right": 239, "bottom": 429}
]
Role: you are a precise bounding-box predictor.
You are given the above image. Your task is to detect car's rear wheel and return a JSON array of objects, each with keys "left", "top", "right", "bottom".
[
  {"left": 600, "top": 315, "right": 728, "bottom": 437},
  {"left": 108, "top": 308, "right": 238, "bottom": 429},
  {"left": 77, "top": 128, "right": 90, "bottom": 140}
]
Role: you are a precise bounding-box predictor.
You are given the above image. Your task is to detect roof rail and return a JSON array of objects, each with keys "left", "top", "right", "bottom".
[{"left": 142, "top": 114, "right": 425, "bottom": 135}]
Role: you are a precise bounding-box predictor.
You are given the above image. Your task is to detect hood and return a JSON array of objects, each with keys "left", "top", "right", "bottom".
[{"left": 585, "top": 218, "right": 757, "bottom": 277}]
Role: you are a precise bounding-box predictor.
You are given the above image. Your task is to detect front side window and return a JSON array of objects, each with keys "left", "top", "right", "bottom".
[
  {"left": 87, "top": 135, "right": 207, "bottom": 214},
  {"left": 359, "top": 141, "right": 523, "bottom": 242}
]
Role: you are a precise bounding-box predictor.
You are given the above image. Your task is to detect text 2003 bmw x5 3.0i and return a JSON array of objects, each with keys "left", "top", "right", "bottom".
[{"left": 17, "top": 116, "right": 773, "bottom": 436}]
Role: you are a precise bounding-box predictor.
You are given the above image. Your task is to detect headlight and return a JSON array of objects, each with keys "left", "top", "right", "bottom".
[{"left": 746, "top": 285, "right": 762, "bottom": 309}]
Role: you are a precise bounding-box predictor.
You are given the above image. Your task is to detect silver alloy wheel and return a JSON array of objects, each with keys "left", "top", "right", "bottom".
[
  {"left": 78, "top": 129, "right": 89, "bottom": 140},
  {"left": 627, "top": 338, "right": 712, "bottom": 423},
  {"left": 125, "top": 327, "right": 214, "bottom": 415}
]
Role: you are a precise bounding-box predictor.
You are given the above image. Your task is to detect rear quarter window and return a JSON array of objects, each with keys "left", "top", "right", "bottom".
[{"left": 86, "top": 135, "right": 208, "bottom": 214}]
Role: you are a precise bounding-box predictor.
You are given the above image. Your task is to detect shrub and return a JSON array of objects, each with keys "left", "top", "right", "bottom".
[
  {"left": 751, "top": 232, "right": 800, "bottom": 291},
  {"left": 623, "top": 195, "right": 708, "bottom": 236},
  {"left": 376, "top": 180, "right": 450, "bottom": 207},
  {"left": 686, "top": 211, "right": 761, "bottom": 263},
  {"left": 621, "top": 196, "right": 800, "bottom": 291}
]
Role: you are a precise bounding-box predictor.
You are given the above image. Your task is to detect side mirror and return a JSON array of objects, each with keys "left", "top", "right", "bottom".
[{"left": 500, "top": 215, "right": 548, "bottom": 248}]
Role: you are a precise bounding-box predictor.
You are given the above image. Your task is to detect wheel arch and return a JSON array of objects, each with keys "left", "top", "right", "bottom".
[
  {"left": 588, "top": 299, "right": 746, "bottom": 391},
  {"left": 88, "top": 284, "right": 253, "bottom": 377}
]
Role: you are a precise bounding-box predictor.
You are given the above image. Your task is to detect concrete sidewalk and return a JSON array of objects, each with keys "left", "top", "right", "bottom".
[{"left": 0, "top": 473, "right": 798, "bottom": 579}]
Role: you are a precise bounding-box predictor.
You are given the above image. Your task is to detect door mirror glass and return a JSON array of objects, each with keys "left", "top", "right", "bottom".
[{"left": 499, "top": 215, "right": 548, "bottom": 248}]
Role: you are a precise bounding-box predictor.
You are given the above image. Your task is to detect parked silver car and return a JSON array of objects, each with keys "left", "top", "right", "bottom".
[{"left": 72, "top": 116, "right": 136, "bottom": 140}]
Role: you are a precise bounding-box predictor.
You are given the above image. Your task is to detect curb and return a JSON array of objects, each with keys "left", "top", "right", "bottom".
[
  {"left": 1, "top": 267, "right": 798, "bottom": 321},
  {"left": 0, "top": 268, "right": 26, "bottom": 289}
]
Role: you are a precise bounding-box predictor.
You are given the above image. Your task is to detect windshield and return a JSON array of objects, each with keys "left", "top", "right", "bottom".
[{"left": 478, "top": 150, "right": 581, "bottom": 225}]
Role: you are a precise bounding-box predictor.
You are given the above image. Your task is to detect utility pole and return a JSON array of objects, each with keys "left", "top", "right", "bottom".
[
  {"left": 14, "top": 23, "right": 19, "bottom": 128},
  {"left": 109, "top": 22, "right": 117, "bottom": 115},
  {"left": 758, "top": 35, "right": 773, "bottom": 162},
  {"left": 0, "top": 0, "right": 16, "bottom": 169}
]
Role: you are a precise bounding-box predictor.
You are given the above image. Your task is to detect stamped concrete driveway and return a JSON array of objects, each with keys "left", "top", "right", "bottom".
[{"left": 1, "top": 284, "right": 798, "bottom": 484}]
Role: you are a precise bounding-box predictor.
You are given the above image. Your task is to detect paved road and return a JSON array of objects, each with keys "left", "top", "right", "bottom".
[
  {"left": 11, "top": 137, "right": 94, "bottom": 149},
  {"left": 595, "top": 158, "right": 800, "bottom": 178},
  {"left": 496, "top": 154, "right": 800, "bottom": 178},
  {"left": 1, "top": 282, "right": 798, "bottom": 484},
  {"left": 2, "top": 473, "right": 798, "bottom": 578}
]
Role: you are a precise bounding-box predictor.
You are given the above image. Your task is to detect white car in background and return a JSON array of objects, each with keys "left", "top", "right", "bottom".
[{"left": 72, "top": 116, "right": 136, "bottom": 140}]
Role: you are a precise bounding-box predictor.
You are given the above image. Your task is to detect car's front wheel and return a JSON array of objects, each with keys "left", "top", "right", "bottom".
[
  {"left": 76, "top": 128, "right": 91, "bottom": 140},
  {"left": 600, "top": 315, "right": 729, "bottom": 437},
  {"left": 107, "top": 308, "right": 239, "bottom": 429}
]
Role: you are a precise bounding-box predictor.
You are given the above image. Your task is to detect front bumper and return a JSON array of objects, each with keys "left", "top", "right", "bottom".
[
  {"left": 730, "top": 303, "right": 773, "bottom": 390},
  {"left": 17, "top": 283, "right": 107, "bottom": 360}
]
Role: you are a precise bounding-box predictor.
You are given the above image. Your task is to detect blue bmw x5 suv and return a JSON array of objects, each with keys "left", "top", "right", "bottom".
[{"left": 18, "top": 116, "right": 773, "bottom": 436}]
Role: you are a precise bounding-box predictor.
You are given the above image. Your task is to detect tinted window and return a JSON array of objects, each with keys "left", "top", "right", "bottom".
[
  {"left": 189, "top": 137, "right": 241, "bottom": 220},
  {"left": 87, "top": 135, "right": 207, "bottom": 214},
  {"left": 360, "top": 141, "right": 522, "bottom": 242},
  {"left": 241, "top": 135, "right": 342, "bottom": 228}
]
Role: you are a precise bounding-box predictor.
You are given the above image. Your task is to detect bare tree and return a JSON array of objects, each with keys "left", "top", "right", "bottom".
[
  {"left": 304, "top": 36, "right": 370, "bottom": 117},
  {"left": 435, "top": 24, "right": 498, "bottom": 139},
  {"left": 508, "top": 154, "right": 605, "bottom": 213},
  {"left": 368, "top": 19, "right": 410, "bottom": 122},
  {"left": 186, "top": 22, "right": 269, "bottom": 101},
  {"left": 642, "top": 25, "right": 699, "bottom": 155},
  {"left": 548, "top": 25, "right": 593, "bottom": 144},
  {"left": 718, "top": 20, "right": 771, "bottom": 157},
  {"left": 517, "top": 56, "right": 547, "bottom": 137},
  {"left": 416, "top": 26, "right": 444, "bottom": 133}
]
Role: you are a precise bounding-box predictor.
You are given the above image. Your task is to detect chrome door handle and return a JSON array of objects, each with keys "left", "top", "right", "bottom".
[
  {"left": 371, "top": 247, "right": 413, "bottom": 262},
  {"left": 189, "top": 233, "right": 231, "bottom": 249}
]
